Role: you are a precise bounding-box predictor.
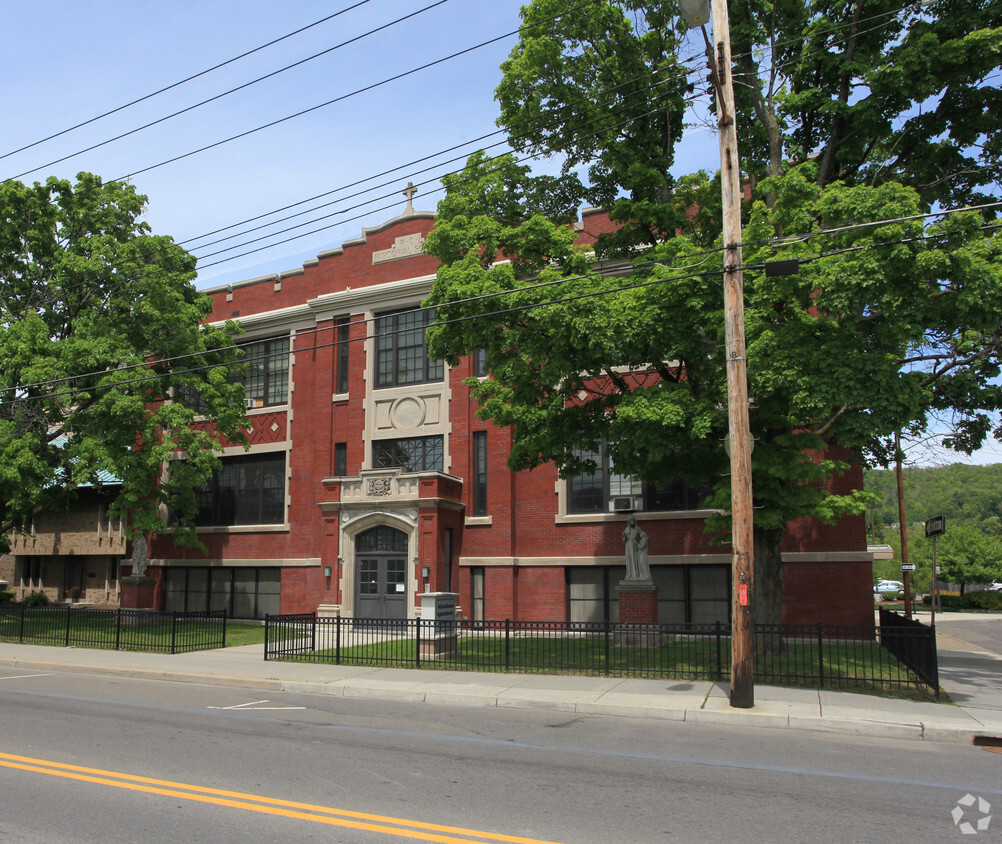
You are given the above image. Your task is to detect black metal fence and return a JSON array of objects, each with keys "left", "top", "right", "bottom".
[
  {"left": 878, "top": 607, "right": 939, "bottom": 695},
  {"left": 0, "top": 605, "right": 227, "bottom": 653},
  {"left": 264, "top": 613, "right": 939, "bottom": 696}
]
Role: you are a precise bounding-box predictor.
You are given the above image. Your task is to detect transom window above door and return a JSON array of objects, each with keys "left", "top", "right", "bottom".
[{"left": 356, "top": 525, "right": 408, "bottom": 552}]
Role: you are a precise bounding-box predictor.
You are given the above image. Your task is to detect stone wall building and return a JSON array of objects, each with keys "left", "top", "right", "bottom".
[{"left": 9, "top": 488, "right": 125, "bottom": 605}]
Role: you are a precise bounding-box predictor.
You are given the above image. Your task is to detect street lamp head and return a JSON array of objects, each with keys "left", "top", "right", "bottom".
[{"left": 679, "top": 0, "right": 711, "bottom": 28}]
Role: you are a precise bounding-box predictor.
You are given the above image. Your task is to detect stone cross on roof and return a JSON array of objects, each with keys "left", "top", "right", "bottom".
[{"left": 402, "top": 181, "right": 417, "bottom": 215}]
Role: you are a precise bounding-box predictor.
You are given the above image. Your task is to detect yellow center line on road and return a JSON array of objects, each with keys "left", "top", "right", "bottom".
[{"left": 0, "top": 751, "right": 565, "bottom": 844}]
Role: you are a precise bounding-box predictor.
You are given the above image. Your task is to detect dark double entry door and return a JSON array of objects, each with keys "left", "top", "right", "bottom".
[{"left": 355, "top": 525, "right": 408, "bottom": 620}]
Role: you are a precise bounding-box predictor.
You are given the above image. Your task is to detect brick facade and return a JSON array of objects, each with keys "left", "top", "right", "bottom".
[{"left": 135, "top": 203, "right": 873, "bottom": 626}]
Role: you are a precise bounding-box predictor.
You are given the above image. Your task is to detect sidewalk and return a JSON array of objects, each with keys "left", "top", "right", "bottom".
[{"left": 1, "top": 613, "right": 999, "bottom": 744}]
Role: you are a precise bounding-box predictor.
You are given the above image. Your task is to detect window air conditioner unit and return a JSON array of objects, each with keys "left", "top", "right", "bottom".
[
  {"left": 243, "top": 398, "right": 257, "bottom": 409},
  {"left": 610, "top": 495, "right": 643, "bottom": 513}
]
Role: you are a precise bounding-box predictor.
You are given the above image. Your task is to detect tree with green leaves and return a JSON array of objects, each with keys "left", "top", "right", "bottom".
[
  {"left": 933, "top": 523, "right": 1002, "bottom": 592},
  {"left": 880, "top": 520, "right": 1002, "bottom": 593},
  {"left": 0, "top": 173, "right": 246, "bottom": 551},
  {"left": 424, "top": 0, "right": 1002, "bottom": 629}
]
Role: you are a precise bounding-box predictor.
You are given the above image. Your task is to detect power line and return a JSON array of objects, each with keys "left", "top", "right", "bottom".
[
  {"left": 1, "top": 45, "right": 695, "bottom": 304},
  {"left": 182, "top": 2, "right": 915, "bottom": 272},
  {"left": 181, "top": 127, "right": 506, "bottom": 248},
  {"left": 109, "top": 0, "right": 606, "bottom": 185},
  {"left": 0, "top": 258, "right": 726, "bottom": 409},
  {"left": 6, "top": 0, "right": 450, "bottom": 182},
  {"left": 0, "top": 0, "right": 976, "bottom": 303},
  {"left": 0, "top": 1, "right": 373, "bottom": 164},
  {"left": 191, "top": 80, "right": 693, "bottom": 265},
  {"left": 750, "top": 200, "right": 1002, "bottom": 250},
  {"left": 5, "top": 0, "right": 908, "bottom": 280},
  {"left": 22, "top": 0, "right": 710, "bottom": 276},
  {"left": 4, "top": 204, "right": 1000, "bottom": 407}
]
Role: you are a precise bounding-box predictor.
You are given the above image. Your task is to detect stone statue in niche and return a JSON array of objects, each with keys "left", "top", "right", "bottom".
[
  {"left": 130, "top": 535, "right": 148, "bottom": 577},
  {"left": 622, "top": 514, "right": 650, "bottom": 581}
]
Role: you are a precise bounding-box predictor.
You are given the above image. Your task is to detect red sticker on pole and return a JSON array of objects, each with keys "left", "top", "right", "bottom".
[{"left": 739, "top": 584, "right": 749, "bottom": 606}]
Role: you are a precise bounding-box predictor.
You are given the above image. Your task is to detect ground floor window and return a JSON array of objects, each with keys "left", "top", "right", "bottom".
[
  {"left": 469, "top": 567, "right": 485, "bottom": 622},
  {"left": 17, "top": 556, "right": 44, "bottom": 589},
  {"left": 194, "top": 452, "right": 286, "bottom": 527},
  {"left": 567, "top": 445, "right": 713, "bottom": 514},
  {"left": 566, "top": 564, "right": 730, "bottom": 624},
  {"left": 163, "top": 567, "right": 281, "bottom": 619}
]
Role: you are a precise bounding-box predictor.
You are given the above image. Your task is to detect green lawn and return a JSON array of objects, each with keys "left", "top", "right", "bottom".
[
  {"left": 272, "top": 631, "right": 938, "bottom": 702},
  {"left": 1, "top": 612, "right": 937, "bottom": 702},
  {"left": 224, "top": 622, "right": 268, "bottom": 647},
  {"left": 0, "top": 609, "right": 265, "bottom": 651}
]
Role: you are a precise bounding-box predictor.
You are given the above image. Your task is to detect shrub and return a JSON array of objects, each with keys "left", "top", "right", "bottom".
[
  {"left": 0, "top": 590, "right": 13, "bottom": 604},
  {"left": 922, "top": 591, "right": 1002, "bottom": 610},
  {"left": 965, "top": 590, "right": 1002, "bottom": 610},
  {"left": 21, "top": 591, "right": 49, "bottom": 607}
]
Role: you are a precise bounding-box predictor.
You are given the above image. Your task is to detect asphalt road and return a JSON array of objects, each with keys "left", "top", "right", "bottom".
[
  {"left": 0, "top": 667, "right": 998, "bottom": 843},
  {"left": 936, "top": 614, "right": 1002, "bottom": 657}
]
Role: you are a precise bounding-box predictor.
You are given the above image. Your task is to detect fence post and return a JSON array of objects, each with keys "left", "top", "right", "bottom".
[
  {"left": 18, "top": 603, "right": 26, "bottom": 643},
  {"left": 505, "top": 619, "right": 511, "bottom": 672},
  {"left": 817, "top": 622, "right": 825, "bottom": 689},
  {"left": 929, "top": 624, "right": 940, "bottom": 701},
  {"left": 715, "top": 621, "right": 723, "bottom": 681},
  {"left": 64, "top": 605, "right": 72, "bottom": 647},
  {"left": 604, "top": 621, "right": 611, "bottom": 677},
  {"left": 416, "top": 617, "right": 423, "bottom": 669},
  {"left": 170, "top": 611, "right": 179, "bottom": 654},
  {"left": 264, "top": 614, "right": 271, "bottom": 660},
  {"left": 115, "top": 608, "right": 122, "bottom": 651},
  {"left": 336, "top": 614, "right": 342, "bottom": 665},
  {"left": 311, "top": 612, "right": 317, "bottom": 653}
]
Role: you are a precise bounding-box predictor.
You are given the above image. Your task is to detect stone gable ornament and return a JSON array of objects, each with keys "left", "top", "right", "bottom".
[{"left": 367, "top": 477, "right": 392, "bottom": 497}]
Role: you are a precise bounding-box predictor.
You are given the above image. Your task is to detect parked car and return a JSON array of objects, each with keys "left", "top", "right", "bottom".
[
  {"left": 989, "top": 582, "right": 1002, "bottom": 591},
  {"left": 874, "top": 579, "right": 904, "bottom": 594}
]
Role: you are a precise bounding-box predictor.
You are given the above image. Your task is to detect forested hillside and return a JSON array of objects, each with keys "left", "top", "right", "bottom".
[
  {"left": 864, "top": 463, "right": 1002, "bottom": 536},
  {"left": 865, "top": 463, "right": 1002, "bottom": 591}
]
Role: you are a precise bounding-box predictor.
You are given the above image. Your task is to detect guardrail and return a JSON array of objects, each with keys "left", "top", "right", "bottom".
[
  {"left": 0, "top": 606, "right": 227, "bottom": 653},
  {"left": 264, "top": 614, "right": 938, "bottom": 696}
]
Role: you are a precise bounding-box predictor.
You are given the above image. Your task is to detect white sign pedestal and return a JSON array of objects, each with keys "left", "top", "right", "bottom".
[{"left": 419, "top": 592, "right": 458, "bottom": 658}]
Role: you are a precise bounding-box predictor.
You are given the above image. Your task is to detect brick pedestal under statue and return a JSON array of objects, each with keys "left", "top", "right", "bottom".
[
  {"left": 120, "top": 536, "right": 155, "bottom": 610},
  {"left": 616, "top": 580, "right": 665, "bottom": 648},
  {"left": 120, "top": 576, "right": 156, "bottom": 610}
]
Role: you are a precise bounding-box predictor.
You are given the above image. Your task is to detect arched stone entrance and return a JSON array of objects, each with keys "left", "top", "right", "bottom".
[{"left": 354, "top": 525, "right": 408, "bottom": 620}]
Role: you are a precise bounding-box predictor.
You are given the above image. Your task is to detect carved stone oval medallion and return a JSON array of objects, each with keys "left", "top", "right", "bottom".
[{"left": 390, "top": 396, "right": 426, "bottom": 429}]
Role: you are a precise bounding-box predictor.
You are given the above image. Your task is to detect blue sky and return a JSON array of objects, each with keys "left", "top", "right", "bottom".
[
  {"left": 3, "top": 1, "right": 999, "bottom": 465},
  {"left": 2, "top": 1, "right": 719, "bottom": 287}
]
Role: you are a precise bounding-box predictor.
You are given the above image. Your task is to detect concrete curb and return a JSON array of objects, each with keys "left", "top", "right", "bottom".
[
  {"left": 1, "top": 651, "right": 997, "bottom": 745},
  {"left": 0, "top": 656, "right": 285, "bottom": 690}
]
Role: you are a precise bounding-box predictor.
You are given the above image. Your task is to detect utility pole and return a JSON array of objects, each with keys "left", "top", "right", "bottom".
[
  {"left": 894, "top": 432, "right": 913, "bottom": 618},
  {"left": 680, "top": 0, "right": 754, "bottom": 707},
  {"left": 712, "top": 0, "right": 755, "bottom": 709}
]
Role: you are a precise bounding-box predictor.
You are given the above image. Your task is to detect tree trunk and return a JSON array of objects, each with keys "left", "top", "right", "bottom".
[{"left": 753, "top": 525, "right": 786, "bottom": 654}]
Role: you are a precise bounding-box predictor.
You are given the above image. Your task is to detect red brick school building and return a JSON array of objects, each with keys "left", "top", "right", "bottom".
[{"left": 9, "top": 196, "right": 874, "bottom": 627}]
